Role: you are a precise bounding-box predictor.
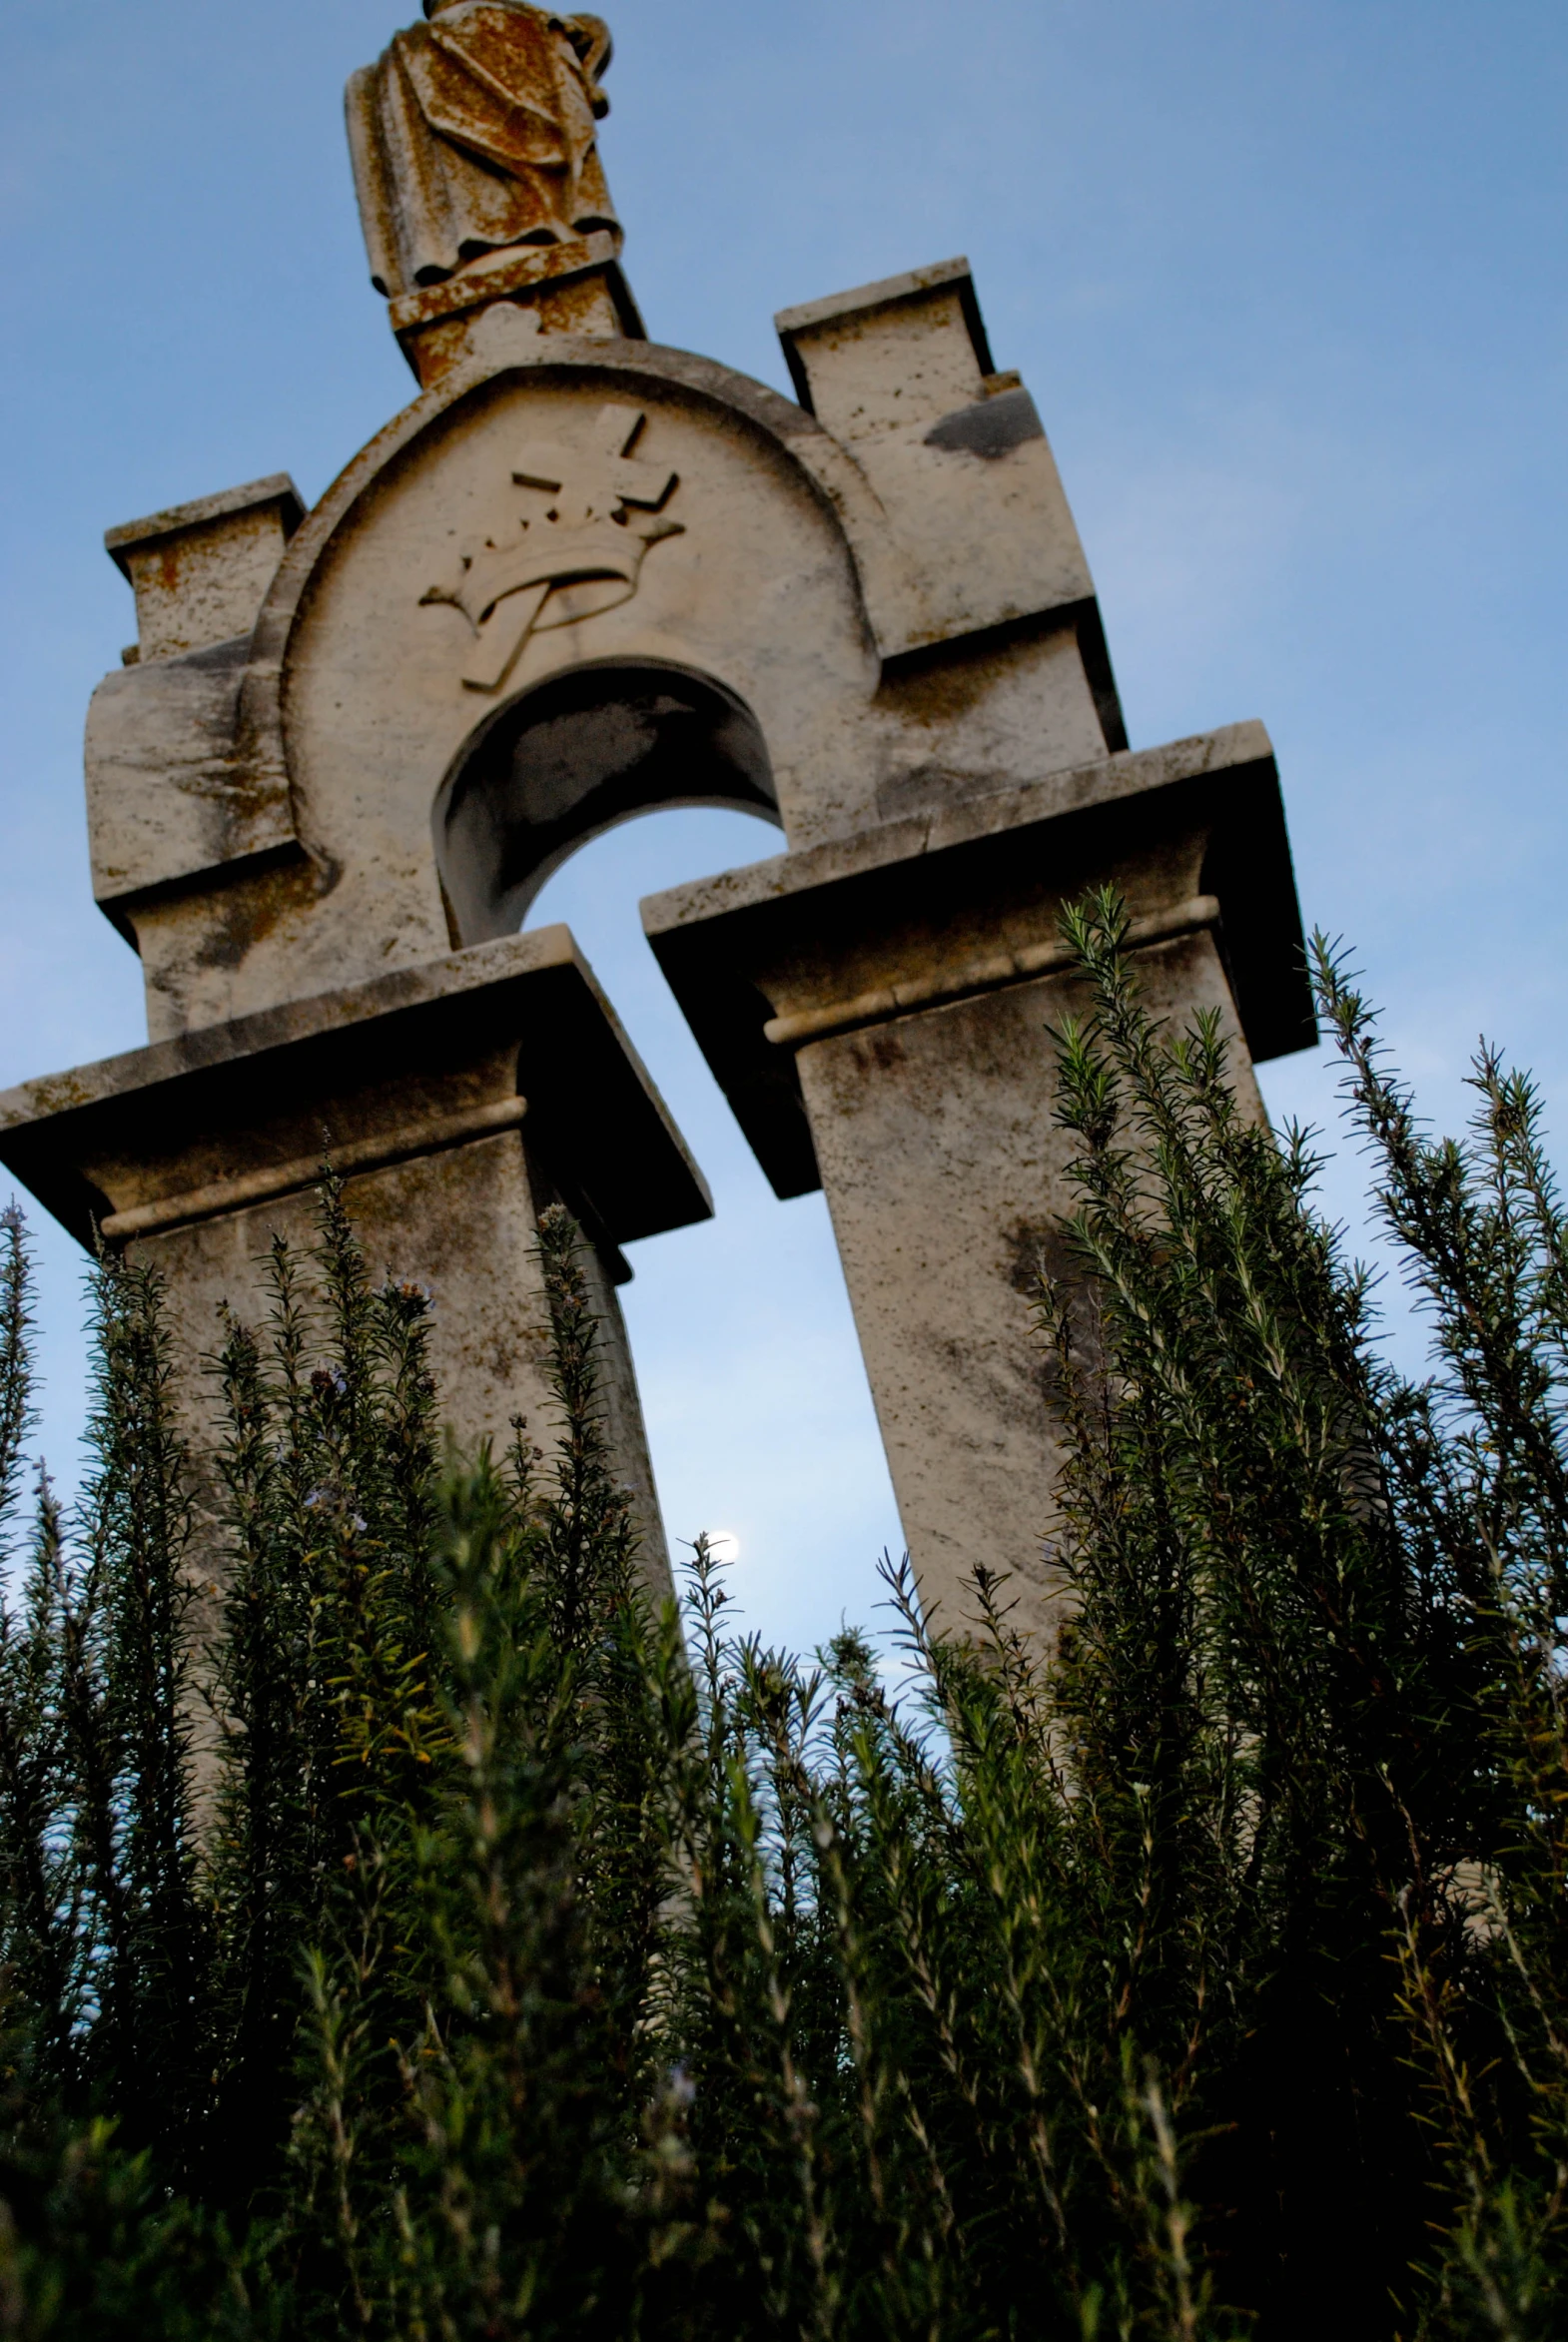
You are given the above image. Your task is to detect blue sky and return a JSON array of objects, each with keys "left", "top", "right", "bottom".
[{"left": 2, "top": 1, "right": 1565, "bottom": 1651}]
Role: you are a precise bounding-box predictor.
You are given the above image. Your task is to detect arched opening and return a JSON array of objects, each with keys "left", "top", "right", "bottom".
[
  {"left": 433, "top": 659, "right": 780, "bottom": 945},
  {"left": 432, "top": 660, "right": 900, "bottom": 1652}
]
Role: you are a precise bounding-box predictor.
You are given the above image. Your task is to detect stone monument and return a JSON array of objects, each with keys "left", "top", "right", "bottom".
[{"left": 0, "top": 4, "right": 1312, "bottom": 1639}]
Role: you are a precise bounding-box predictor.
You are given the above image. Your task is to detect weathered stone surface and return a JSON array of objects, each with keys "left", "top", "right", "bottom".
[
  {"left": 640, "top": 721, "right": 1308, "bottom": 1195},
  {"left": 107, "top": 474, "right": 304, "bottom": 662},
  {"left": 393, "top": 240, "right": 645, "bottom": 386},
  {"left": 348, "top": 3, "right": 618, "bottom": 301},
  {"left": 799, "top": 931, "right": 1254, "bottom": 1639},
  {"left": 776, "top": 261, "right": 1114, "bottom": 688},
  {"left": 0, "top": 927, "right": 709, "bottom": 1594},
  {"left": 640, "top": 725, "right": 1309, "bottom": 1638},
  {"left": 90, "top": 476, "right": 312, "bottom": 1029},
  {"left": 85, "top": 640, "right": 302, "bottom": 953}
]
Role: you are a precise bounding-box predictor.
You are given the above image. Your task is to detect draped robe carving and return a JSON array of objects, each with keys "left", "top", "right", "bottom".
[{"left": 347, "top": 1, "right": 618, "bottom": 301}]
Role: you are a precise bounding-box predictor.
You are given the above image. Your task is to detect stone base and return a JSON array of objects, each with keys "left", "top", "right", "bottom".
[{"left": 388, "top": 232, "right": 646, "bottom": 387}]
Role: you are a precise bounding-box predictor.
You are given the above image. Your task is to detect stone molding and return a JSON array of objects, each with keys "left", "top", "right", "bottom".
[
  {"left": 99, "top": 1096, "right": 533, "bottom": 1242},
  {"left": 760, "top": 893, "right": 1223, "bottom": 1050},
  {"left": 641, "top": 722, "right": 1314, "bottom": 1200},
  {"left": 0, "top": 926, "right": 710, "bottom": 1267}
]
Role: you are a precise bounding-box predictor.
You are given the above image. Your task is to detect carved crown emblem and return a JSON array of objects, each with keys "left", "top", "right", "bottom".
[{"left": 421, "top": 402, "right": 683, "bottom": 693}]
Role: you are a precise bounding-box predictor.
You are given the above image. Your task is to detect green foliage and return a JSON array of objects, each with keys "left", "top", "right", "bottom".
[{"left": 0, "top": 905, "right": 1563, "bottom": 2337}]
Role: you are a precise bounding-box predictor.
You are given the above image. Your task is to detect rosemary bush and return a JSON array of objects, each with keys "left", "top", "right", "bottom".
[{"left": 0, "top": 895, "right": 1562, "bottom": 2339}]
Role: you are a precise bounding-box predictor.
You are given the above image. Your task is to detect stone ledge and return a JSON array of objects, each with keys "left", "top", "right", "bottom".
[
  {"left": 774, "top": 256, "right": 995, "bottom": 412},
  {"left": 643, "top": 723, "right": 1274, "bottom": 926},
  {"left": 100, "top": 1096, "right": 532, "bottom": 1242},
  {"left": 762, "top": 893, "right": 1222, "bottom": 1050},
  {"left": 387, "top": 230, "right": 637, "bottom": 334},
  {"left": 106, "top": 474, "right": 307, "bottom": 665},
  {"left": 0, "top": 928, "right": 711, "bottom": 1261},
  {"left": 641, "top": 726, "right": 1314, "bottom": 1199},
  {"left": 105, "top": 474, "right": 306, "bottom": 573}
]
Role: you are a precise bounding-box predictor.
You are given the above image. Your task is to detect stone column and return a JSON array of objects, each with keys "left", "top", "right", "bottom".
[
  {"left": 0, "top": 927, "right": 710, "bottom": 1600},
  {"left": 643, "top": 725, "right": 1313, "bottom": 1642}
]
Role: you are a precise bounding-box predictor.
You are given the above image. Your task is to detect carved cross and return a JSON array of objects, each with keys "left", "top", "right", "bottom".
[{"left": 512, "top": 404, "right": 677, "bottom": 528}]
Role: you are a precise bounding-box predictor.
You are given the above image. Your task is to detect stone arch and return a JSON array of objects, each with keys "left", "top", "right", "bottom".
[
  {"left": 434, "top": 657, "right": 779, "bottom": 946},
  {"left": 218, "top": 342, "right": 889, "bottom": 1019}
]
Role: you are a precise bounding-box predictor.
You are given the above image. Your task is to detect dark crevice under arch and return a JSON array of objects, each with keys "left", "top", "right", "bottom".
[{"left": 434, "top": 659, "right": 780, "bottom": 945}]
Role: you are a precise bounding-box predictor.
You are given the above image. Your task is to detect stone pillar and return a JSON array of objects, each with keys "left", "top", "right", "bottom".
[
  {"left": 644, "top": 727, "right": 1312, "bottom": 1642},
  {"left": 107, "top": 474, "right": 305, "bottom": 665},
  {"left": 0, "top": 928, "right": 709, "bottom": 1597}
]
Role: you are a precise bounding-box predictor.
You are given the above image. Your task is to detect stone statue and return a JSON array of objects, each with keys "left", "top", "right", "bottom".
[{"left": 347, "top": 2, "right": 619, "bottom": 303}]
